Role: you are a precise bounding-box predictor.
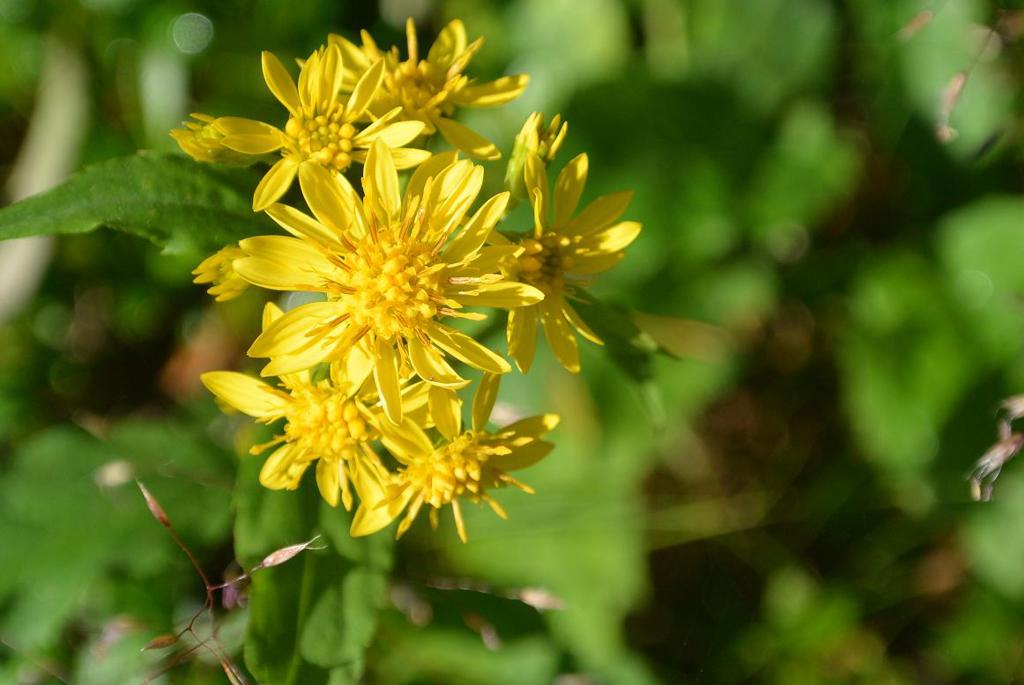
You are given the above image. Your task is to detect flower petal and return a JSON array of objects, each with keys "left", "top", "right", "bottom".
[
  {"left": 426, "top": 322, "right": 511, "bottom": 374},
  {"left": 579, "top": 220, "right": 642, "bottom": 254},
  {"left": 443, "top": 191, "right": 509, "bottom": 263},
  {"left": 373, "top": 336, "right": 403, "bottom": 424},
  {"left": 261, "top": 51, "right": 300, "bottom": 116},
  {"left": 566, "top": 191, "right": 634, "bottom": 236},
  {"left": 427, "top": 19, "right": 467, "bottom": 66},
  {"left": 564, "top": 300, "right": 603, "bottom": 345},
  {"left": 346, "top": 58, "right": 385, "bottom": 121},
  {"left": 490, "top": 439, "right": 554, "bottom": 471},
  {"left": 235, "top": 235, "right": 336, "bottom": 290},
  {"left": 539, "top": 299, "right": 579, "bottom": 373},
  {"left": 436, "top": 118, "right": 500, "bottom": 160},
  {"left": 332, "top": 337, "right": 374, "bottom": 396},
  {"left": 553, "top": 153, "right": 588, "bottom": 228},
  {"left": 354, "top": 119, "right": 425, "bottom": 147},
  {"left": 265, "top": 202, "right": 343, "bottom": 251},
  {"left": 316, "top": 458, "right": 344, "bottom": 508},
  {"left": 472, "top": 373, "right": 500, "bottom": 431},
  {"left": 298, "top": 163, "right": 366, "bottom": 237},
  {"left": 404, "top": 152, "right": 459, "bottom": 211},
  {"left": 260, "top": 445, "right": 308, "bottom": 490},
  {"left": 248, "top": 301, "right": 345, "bottom": 357},
  {"left": 453, "top": 74, "right": 529, "bottom": 107},
  {"left": 200, "top": 371, "right": 289, "bottom": 418},
  {"left": 429, "top": 386, "right": 462, "bottom": 439},
  {"left": 388, "top": 147, "right": 433, "bottom": 170},
  {"left": 407, "top": 335, "right": 468, "bottom": 388},
  {"left": 363, "top": 139, "right": 400, "bottom": 220},
  {"left": 451, "top": 281, "right": 544, "bottom": 309},
  {"left": 379, "top": 417, "right": 433, "bottom": 464},
  {"left": 253, "top": 157, "right": 299, "bottom": 211},
  {"left": 507, "top": 306, "right": 538, "bottom": 373}
]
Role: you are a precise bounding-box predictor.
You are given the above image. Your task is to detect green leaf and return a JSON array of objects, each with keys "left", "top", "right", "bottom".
[{"left": 0, "top": 152, "right": 268, "bottom": 255}]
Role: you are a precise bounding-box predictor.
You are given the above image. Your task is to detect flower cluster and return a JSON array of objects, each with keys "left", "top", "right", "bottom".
[{"left": 175, "top": 19, "right": 640, "bottom": 541}]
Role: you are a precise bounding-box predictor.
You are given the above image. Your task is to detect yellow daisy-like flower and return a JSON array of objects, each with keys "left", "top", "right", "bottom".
[
  {"left": 330, "top": 18, "right": 529, "bottom": 160},
  {"left": 233, "top": 140, "right": 544, "bottom": 425},
  {"left": 201, "top": 303, "right": 428, "bottom": 509},
  {"left": 351, "top": 374, "right": 558, "bottom": 542},
  {"left": 176, "top": 43, "right": 431, "bottom": 212},
  {"left": 498, "top": 153, "right": 640, "bottom": 373},
  {"left": 170, "top": 114, "right": 252, "bottom": 165},
  {"left": 192, "top": 245, "right": 250, "bottom": 302}
]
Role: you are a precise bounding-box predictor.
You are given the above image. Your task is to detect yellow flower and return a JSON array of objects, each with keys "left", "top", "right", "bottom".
[
  {"left": 233, "top": 140, "right": 544, "bottom": 425},
  {"left": 330, "top": 18, "right": 529, "bottom": 160},
  {"left": 201, "top": 303, "right": 429, "bottom": 509},
  {"left": 192, "top": 245, "right": 250, "bottom": 302},
  {"left": 351, "top": 374, "right": 558, "bottom": 542},
  {"left": 170, "top": 113, "right": 252, "bottom": 165},
  {"left": 188, "top": 43, "right": 431, "bottom": 211},
  {"left": 505, "top": 112, "right": 569, "bottom": 202},
  {"left": 498, "top": 153, "right": 640, "bottom": 373}
]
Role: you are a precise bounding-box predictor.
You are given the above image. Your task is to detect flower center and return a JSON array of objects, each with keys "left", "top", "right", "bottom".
[
  {"left": 285, "top": 387, "right": 372, "bottom": 460},
  {"left": 283, "top": 104, "right": 356, "bottom": 171},
  {"left": 331, "top": 228, "right": 445, "bottom": 340},
  {"left": 383, "top": 60, "right": 453, "bottom": 124},
  {"left": 405, "top": 432, "right": 489, "bottom": 507},
  {"left": 516, "top": 233, "right": 576, "bottom": 296}
]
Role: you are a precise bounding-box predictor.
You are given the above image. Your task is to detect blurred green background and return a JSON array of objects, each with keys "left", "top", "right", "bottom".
[{"left": 2, "top": 0, "right": 1024, "bottom": 682}]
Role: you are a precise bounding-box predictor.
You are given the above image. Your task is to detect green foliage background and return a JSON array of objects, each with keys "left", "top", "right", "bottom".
[{"left": 2, "top": 0, "right": 1024, "bottom": 682}]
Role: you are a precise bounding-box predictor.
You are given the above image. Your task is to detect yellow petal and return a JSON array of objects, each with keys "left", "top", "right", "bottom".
[
  {"left": 331, "top": 337, "right": 374, "bottom": 396},
  {"left": 553, "top": 153, "right": 588, "bottom": 227},
  {"left": 262, "top": 301, "right": 284, "bottom": 330},
  {"left": 265, "top": 202, "right": 343, "bottom": 251},
  {"left": 570, "top": 250, "right": 625, "bottom": 275},
  {"left": 426, "top": 322, "right": 511, "bottom": 374},
  {"left": 472, "top": 373, "right": 500, "bottom": 432},
  {"left": 363, "top": 139, "right": 400, "bottom": 220},
  {"left": 564, "top": 300, "right": 603, "bottom": 345},
  {"left": 407, "top": 335, "right": 469, "bottom": 388},
  {"left": 490, "top": 439, "right": 554, "bottom": 471},
  {"left": 451, "top": 281, "right": 545, "bottom": 309},
  {"left": 220, "top": 134, "right": 284, "bottom": 155},
  {"left": 451, "top": 499, "right": 468, "bottom": 543},
  {"left": 318, "top": 43, "right": 344, "bottom": 109},
  {"left": 539, "top": 300, "right": 579, "bottom": 373},
  {"left": 379, "top": 417, "right": 433, "bottom": 464},
  {"left": 507, "top": 306, "right": 538, "bottom": 373},
  {"left": 253, "top": 158, "right": 299, "bottom": 212},
  {"left": 443, "top": 191, "right": 509, "bottom": 263},
  {"left": 346, "top": 58, "right": 385, "bottom": 121},
  {"left": 566, "top": 191, "right": 634, "bottom": 236},
  {"left": 298, "top": 163, "right": 366, "bottom": 237},
  {"left": 260, "top": 335, "right": 338, "bottom": 377},
  {"left": 404, "top": 152, "right": 459, "bottom": 210},
  {"left": 200, "top": 371, "right": 288, "bottom": 418},
  {"left": 248, "top": 301, "right": 344, "bottom": 357},
  {"left": 354, "top": 119, "right": 424, "bottom": 147},
  {"left": 388, "top": 147, "right": 433, "bottom": 170},
  {"left": 427, "top": 19, "right": 467, "bottom": 66},
  {"left": 236, "top": 235, "right": 337, "bottom": 289},
  {"left": 261, "top": 51, "right": 300, "bottom": 115},
  {"left": 523, "top": 154, "right": 549, "bottom": 223},
  {"left": 405, "top": 17, "right": 419, "bottom": 61},
  {"left": 500, "top": 412, "right": 560, "bottom": 439},
  {"left": 453, "top": 74, "right": 529, "bottom": 107},
  {"left": 373, "top": 336, "right": 403, "bottom": 424},
  {"left": 579, "top": 220, "right": 642, "bottom": 254},
  {"left": 298, "top": 47, "right": 319, "bottom": 110},
  {"left": 351, "top": 498, "right": 400, "bottom": 537},
  {"left": 316, "top": 458, "right": 343, "bottom": 508},
  {"left": 259, "top": 445, "right": 308, "bottom": 490},
  {"left": 429, "top": 386, "right": 462, "bottom": 439},
  {"left": 435, "top": 118, "right": 500, "bottom": 160}
]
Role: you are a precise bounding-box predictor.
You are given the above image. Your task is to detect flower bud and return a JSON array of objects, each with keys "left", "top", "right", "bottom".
[
  {"left": 170, "top": 113, "right": 253, "bottom": 165},
  {"left": 193, "top": 246, "right": 250, "bottom": 302},
  {"left": 505, "top": 112, "right": 568, "bottom": 201}
]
